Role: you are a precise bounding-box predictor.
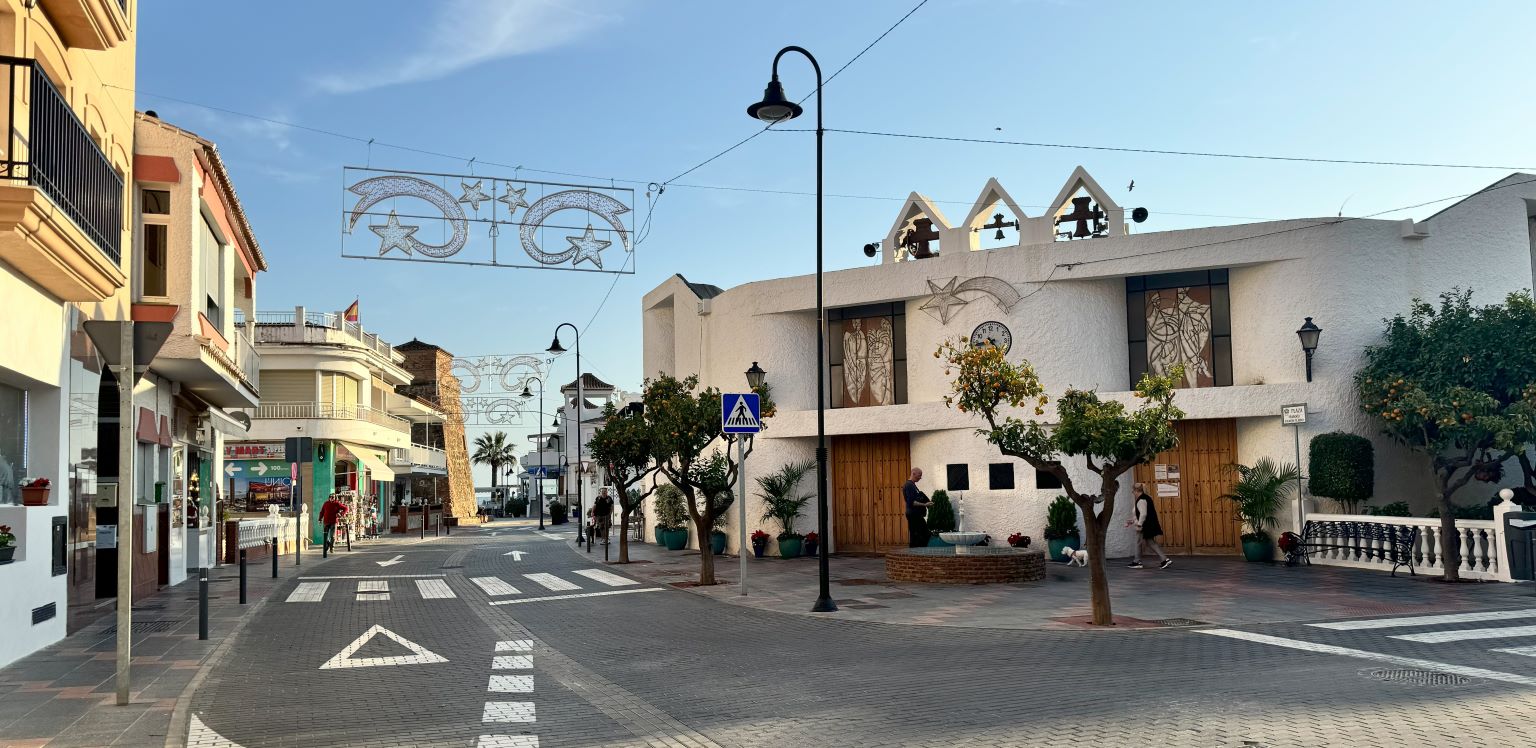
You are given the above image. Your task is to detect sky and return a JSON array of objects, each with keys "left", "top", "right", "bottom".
[{"left": 134, "top": 0, "right": 1536, "bottom": 485}]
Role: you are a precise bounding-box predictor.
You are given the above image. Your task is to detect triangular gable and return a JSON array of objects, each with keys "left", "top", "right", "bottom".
[
  {"left": 882, "top": 192, "right": 951, "bottom": 263},
  {"left": 1045, "top": 166, "right": 1125, "bottom": 238},
  {"left": 961, "top": 177, "right": 1031, "bottom": 230}
]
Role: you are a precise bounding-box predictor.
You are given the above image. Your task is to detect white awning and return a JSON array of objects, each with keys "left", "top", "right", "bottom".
[
  {"left": 206, "top": 407, "right": 251, "bottom": 438},
  {"left": 339, "top": 442, "right": 395, "bottom": 482}
]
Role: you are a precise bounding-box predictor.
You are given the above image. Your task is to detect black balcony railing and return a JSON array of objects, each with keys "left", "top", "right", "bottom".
[{"left": 0, "top": 57, "right": 123, "bottom": 264}]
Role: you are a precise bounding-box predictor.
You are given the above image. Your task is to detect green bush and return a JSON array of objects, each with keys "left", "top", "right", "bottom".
[
  {"left": 506, "top": 497, "right": 529, "bottom": 517},
  {"left": 1308, "top": 432, "right": 1374, "bottom": 512},
  {"left": 654, "top": 484, "right": 689, "bottom": 530},
  {"left": 928, "top": 490, "right": 957, "bottom": 534},
  {"left": 1367, "top": 501, "right": 1411, "bottom": 517},
  {"left": 548, "top": 500, "right": 568, "bottom": 524},
  {"left": 1426, "top": 502, "right": 1494, "bottom": 521},
  {"left": 1043, "top": 495, "right": 1079, "bottom": 540}
]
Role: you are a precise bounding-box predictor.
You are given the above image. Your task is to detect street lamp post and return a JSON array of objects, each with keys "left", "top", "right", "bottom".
[
  {"left": 548, "top": 323, "right": 586, "bottom": 546},
  {"left": 1297, "top": 317, "right": 1322, "bottom": 382},
  {"left": 747, "top": 46, "right": 836, "bottom": 613},
  {"left": 520, "top": 378, "right": 546, "bottom": 530}
]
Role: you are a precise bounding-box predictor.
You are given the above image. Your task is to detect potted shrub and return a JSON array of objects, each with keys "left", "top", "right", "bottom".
[
  {"left": 1007, "top": 532, "right": 1032, "bottom": 548},
  {"left": 506, "top": 496, "right": 529, "bottom": 518},
  {"left": 1043, "top": 495, "right": 1080, "bottom": 561},
  {"left": 750, "top": 529, "right": 770, "bottom": 558},
  {"left": 0, "top": 524, "right": 15, "bottom": 565},
  {"left": 654, "top": 484, "right": 690, "bottom": 551},
  {"left": 926, "top": 490, "right": 958, "bottom": 547},
  {"left": 758, "top": 459, "right": 814, "bottom": 559},
  {"left": 548, "top": 500, "right": 568, "bottom": 525},
  {"left": 1220, "top": 458, "right": 1300, "bottom": 562},
  {"left": 803, "top": 531, "right": 819, "bottom": 557},
  {"left": 1308, "top": 432, "right": 1373, "bottom": 513},
  {"left": 21, "top": 478, "right": 50, "bottom": 507},
  {"left": 709, "top": 494, "right": 729, "bottom": 555}
]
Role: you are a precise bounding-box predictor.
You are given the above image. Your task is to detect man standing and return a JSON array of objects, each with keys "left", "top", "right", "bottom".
[
  {"left": 903, "top": 468, "right": 933, "bottom": 548},
  {"left": 1127, "top": 482, "right": 1171, "bottom": 569},
  {"left": 320, "top": 494, "right": 348, "bottom": 558}
]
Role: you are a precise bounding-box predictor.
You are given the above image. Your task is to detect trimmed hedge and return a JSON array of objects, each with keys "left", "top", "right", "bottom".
[
  {"left": 1308, "top": 431, "right": 1374, "bottom": 510},
  {"left": 928, "top": 490, "right": 957, "bottom": 534}
]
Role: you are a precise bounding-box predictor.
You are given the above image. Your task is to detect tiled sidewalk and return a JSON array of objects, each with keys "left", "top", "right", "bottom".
[
  {"left": 575, "top": 529, "right": 1536, "bottom": 629},
  {"left": 0, "top": 544, "right": 350, "bottom": 748}
]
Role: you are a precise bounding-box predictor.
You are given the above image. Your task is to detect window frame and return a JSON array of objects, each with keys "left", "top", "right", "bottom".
[
  {"left": 138, "top": 188, "right": 172, "bottom": 301},
  {"left": 1126, "top": 269, "right": 1232, "bottom": 388},
  {"left": 827, "top": 301, "right": 908, "bottom": 408}
]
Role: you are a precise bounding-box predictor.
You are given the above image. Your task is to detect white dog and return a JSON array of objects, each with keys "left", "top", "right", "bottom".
[{"left": 1063, "top": 547, "right": 1089, "bottom": 567}]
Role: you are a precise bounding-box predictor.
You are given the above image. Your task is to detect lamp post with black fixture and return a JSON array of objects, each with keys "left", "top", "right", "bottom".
[
  {"left": 548, "top": 323, "right": 586, "bottom": 546},
  {"left": 746, "top": 49, "right": 836, "bottom": 613},
  {"left": 519, "top": 377, "right": 547, "bottom": 530},
  {"left": 1297, "top": 317, "right": 1322, "bottom": 382}
]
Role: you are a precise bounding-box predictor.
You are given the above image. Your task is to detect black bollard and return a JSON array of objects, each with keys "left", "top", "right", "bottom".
[
  {"left": 239, "top": 549, "right": 248, "bottom": 605},
  {"left": 271, "top": 537, "right": 278, "bottom": 578},
  {"left": 198, "top": 567, "right": 209, "bottom": 640}
]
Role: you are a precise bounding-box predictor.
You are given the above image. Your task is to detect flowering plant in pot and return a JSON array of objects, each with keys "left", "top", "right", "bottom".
[
  {"left": 803, "top": 531, "right": 819, "bottom": 556},
  {"left": 21, "top": 477, "right": 50, "bottom": 506},
  {"left": 750, "top": 529, "right": 770, "bottom": 558},
  {"left": 1007, "top": 532, "right": 1032, "bottom": 548},
  {"left": 0, "top": 524, "right": 15, "bottom": 564}
]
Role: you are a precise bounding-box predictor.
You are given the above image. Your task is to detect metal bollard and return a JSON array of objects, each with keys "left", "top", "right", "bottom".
[
  {"left": 272, "top": 537, "right": 279, "bottom": 578},
  {"left": 239, "top": 549, "right": 248, "bottom": 605},
  {"left": 198, "top": 567, "right": 209, "bottom": 641}
]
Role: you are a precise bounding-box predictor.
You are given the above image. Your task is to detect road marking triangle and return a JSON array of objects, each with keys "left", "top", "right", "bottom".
[{"left": 319, "top": 624, "right": 448, "bottom": 670}]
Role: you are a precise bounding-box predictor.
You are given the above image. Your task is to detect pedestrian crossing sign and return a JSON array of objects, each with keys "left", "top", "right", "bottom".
[{"left": 722, "top": 392, "right": 762, "bottom": 434}]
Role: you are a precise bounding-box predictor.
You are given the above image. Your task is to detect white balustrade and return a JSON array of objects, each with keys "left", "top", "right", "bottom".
[{"left": 1303, "top": 512, "right": 1504, "bottom": 581}]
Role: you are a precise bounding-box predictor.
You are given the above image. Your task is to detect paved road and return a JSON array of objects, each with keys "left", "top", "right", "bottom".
[{"left": 190, "top": 525, "right": 1536, "bottom": 748}]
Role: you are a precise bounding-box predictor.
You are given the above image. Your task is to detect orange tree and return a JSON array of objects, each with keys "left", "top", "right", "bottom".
[
  {"left": 938, "top": 338, "right": 1183, "bottom": 625},
  {"left": 642, "top": 374, "right": 773, "bottom": 585},
  {"left": 1356, "top": 290, "right": 1536, "bottom": 580},
  {"left": 586, "top": 401, "right": 658, "bottom": 564}
]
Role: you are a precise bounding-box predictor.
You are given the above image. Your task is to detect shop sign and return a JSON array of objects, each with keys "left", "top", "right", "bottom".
[{"left": 225, "top": 442, "right": 286, "bottom": 461}]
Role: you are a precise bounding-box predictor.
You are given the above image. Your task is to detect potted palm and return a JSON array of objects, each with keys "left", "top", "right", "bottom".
[
  {"left": 1219, "top": 458, "right": 1300, "bottom": 562},
  {"left": 1043, "top": 495, "right": 1080, "bottom": 561},
  {"left": 0, "top": 524, "right": 15, "bottom": 564},
  {"left": 758, "top": 459, "right": 814, "bottom": 559},
  {"left": 654, "top": 484, "right": 690, "bottom": 551}
]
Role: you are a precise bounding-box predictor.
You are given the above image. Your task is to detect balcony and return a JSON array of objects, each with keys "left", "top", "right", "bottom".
[
  {"left": 237, "top": 309, "right": 405, "bottom": 364},
  {"left": 148, "top": 307, "right": 262, "bottom": 409},
  {"left": 0, "top": 57, "right": 125, "bottom": 301},
  {"left": 389, "top": 444, "right": 448, "bottom": 475},
  {"left": 235, "top": 400, "right": 410, "bottom": 450},
  {"left": 38, "top": 0, "right": 132, "bottom": 51}
]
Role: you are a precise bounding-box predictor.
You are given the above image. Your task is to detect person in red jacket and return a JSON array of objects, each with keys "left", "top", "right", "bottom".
[{"left": 320, "top": 495, "right": 348, "bottom": 557}]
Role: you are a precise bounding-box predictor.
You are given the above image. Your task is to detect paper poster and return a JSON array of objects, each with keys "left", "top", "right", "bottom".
[
  {"left": 1167, "top": 465, "right": 1181, "bottom": 481},
  {"left": 1157, "top": 483, "right": 1179, "bottom": 498},
  {"left": 98, "top": 525, "right": 117, "bottom": 549},
  {"left": 1154, "top": 464, "right": 1168, "bottom": 480}
]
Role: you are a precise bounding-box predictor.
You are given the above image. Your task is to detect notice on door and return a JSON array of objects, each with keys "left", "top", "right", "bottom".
[{"left": 1157, "top": 483, "right": 1179, "bottom": 498}]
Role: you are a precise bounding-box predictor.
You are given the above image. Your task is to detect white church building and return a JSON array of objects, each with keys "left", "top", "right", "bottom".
[{"left": 641, "top": 168, "right": 1536, "bottom": 557}]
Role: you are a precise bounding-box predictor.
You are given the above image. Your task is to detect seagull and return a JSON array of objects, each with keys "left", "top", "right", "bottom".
[{"left": 1127, "top": 180, "right": 1135, "bottom": 192}]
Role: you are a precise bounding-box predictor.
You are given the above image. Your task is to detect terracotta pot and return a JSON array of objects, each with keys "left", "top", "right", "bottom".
[{"left": 21, "top": 487, "right": 49, "bottom": 507}]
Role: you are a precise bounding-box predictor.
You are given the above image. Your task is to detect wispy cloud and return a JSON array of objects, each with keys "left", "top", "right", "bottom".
[{"left": 312, "top": 0, "right": 623, "bottom": 94}]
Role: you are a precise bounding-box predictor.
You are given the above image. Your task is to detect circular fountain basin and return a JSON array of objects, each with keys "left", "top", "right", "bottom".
[
  {"left": 885, "top": 546, "right": 1045, "bottom": 584},
  {"left": 939, "top": 531, "right": 986, "bottom": 546}
]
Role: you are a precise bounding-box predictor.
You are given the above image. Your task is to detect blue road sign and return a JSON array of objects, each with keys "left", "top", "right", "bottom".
[{"left": 722, "top": 393, "right": 762, "bottom": 434}]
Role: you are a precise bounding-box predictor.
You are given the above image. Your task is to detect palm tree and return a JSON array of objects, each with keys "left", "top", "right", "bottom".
[{"left": 472, "top": 432, "right": 516, "bottom": 491}]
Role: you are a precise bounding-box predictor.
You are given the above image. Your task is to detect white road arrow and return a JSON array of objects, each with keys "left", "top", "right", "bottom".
[
  {"left": 376, "top": 555, "right": 405, "bottom": 567},
  {"left": 251, "top": 462, "right": 269, "bottom": 476},
  {"left": 503, "top": 550, "right": 526, "bottom": 560},
  {"left": 224, "top": 464, "right": 241, "bottom": 477}
]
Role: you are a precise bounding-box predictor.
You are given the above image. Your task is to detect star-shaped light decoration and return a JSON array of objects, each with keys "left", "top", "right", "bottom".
[
  {"left": 918, "top": 277, "right": 970, "bottom": 324},
  {"left": 566, "top": 225, "right": 612, "bottom": 269},
  {"left": 369, "top": 210, "right": 419, "bottom": 256},
  {"left": 498, "top": 186, "right": 529, "bottom": 216},
  {"left": 458, "top": 180, "right": 491, "bottom": 211}
]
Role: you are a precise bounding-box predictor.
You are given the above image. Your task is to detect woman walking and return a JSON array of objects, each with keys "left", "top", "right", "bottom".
[{"left": 1127, "top": 482, "right": 1171, "bottom": 569}]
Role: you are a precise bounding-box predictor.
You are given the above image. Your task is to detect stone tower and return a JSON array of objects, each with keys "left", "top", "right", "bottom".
[{"left": 394, "top": 339, "right": 477, "bottom": 523}]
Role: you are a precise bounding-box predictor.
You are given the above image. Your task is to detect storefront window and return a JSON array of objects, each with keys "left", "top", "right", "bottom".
[{"left": 0, "top": 381, "right": 27, "bottom": 504}]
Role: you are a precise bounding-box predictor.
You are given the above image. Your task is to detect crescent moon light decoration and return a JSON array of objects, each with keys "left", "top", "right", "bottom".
[
  {"left": 518, "top": 189, "right": 632, "bottom": 270},
  {"left": 347, "top": 175, "right": 469, "bottom": 258}
]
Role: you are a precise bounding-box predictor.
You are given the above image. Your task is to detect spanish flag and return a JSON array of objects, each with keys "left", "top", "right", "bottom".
[{"left": 343, "top": 299, "right": 359, "bottom": 323}]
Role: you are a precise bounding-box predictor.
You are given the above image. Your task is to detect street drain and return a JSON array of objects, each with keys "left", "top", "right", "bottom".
[
  {"left": 102, "top": 620, "right": 183, "bottom": 636},
  {"left": 1155, "top": 618, "right": 1207, "bottom": 627},
  {"left": 1367, "top": 668, "right": 1471, "bottom": 687}
]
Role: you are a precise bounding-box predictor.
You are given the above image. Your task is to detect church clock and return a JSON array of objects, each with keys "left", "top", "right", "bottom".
[{"left": 970, "top": 321, "right": 1012, "bottom": 353}]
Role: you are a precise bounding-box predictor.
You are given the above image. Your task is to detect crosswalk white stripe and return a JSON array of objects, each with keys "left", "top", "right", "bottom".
[
  {"left": 477, "top": 735, "right": 539, "bottom": 747},
  {"left": 356, "top": 593, "right": 391, "bottom": 601},
  {"left": 523, "top": 573, "right": 581, "bottom": 591},
  {"left": 495, "top": 640, "right": 533, "bottom": 652},
  {"left": 1309, "top": 608, "right": 1536, "bottom": 630},
  {"left": 358, "top": 580, "right": 389, "bottom": 593},
  {"left": 1391, "top": 624, "right": 1536, "bottom": 643},
  {"left": 1198, "top": 628, "right": 1536, "bottom": 686},
  {"left": 570, "top": 569, "right": 638, "bottom": 587},
  {"left": 1491, "top": 644, "right": 1536, "bottom": 657},
  {"left": 493, "top": 655, "right": 532, "bottom": 670},
  {"left": 482, "top": 701, "right": 535, "bottom": 721},
  {"left": 286, "top": 582, "right": 329, "bottom": 603},
  {"left": 415, "top": 579, "right": 456, "bottom": 599},
  {"left": 490, "top": 588, "right": 664, "bottom": 605},
  {"left": 472, "top": 577, "right": 522, "bottom": 596},
  {"left": 487, "top": 676, "right": 535, "bottom": 694}
]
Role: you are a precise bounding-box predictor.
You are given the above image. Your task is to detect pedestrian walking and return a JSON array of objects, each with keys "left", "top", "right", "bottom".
[
  {"left": 1126, "top": 482, "right": 1171, "bottom": 569},
  {"left": 903, "top": 468, "right": 933, "bottom": 548},
  {"left": 320, "top": 494, "right": 348, "bottom": 558}
]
